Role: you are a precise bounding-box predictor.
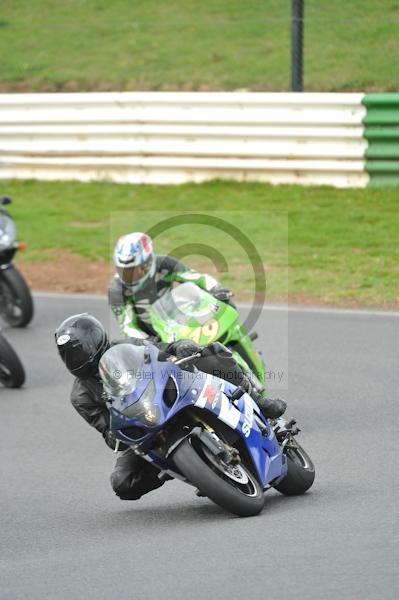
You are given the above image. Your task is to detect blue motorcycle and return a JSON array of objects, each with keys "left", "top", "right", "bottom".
[{"left": 100, "top": 343, "right": 315, "bottom": 517}]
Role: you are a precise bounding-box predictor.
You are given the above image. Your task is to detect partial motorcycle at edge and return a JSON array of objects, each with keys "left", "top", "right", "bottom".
[
  {"left": 0, "top": 330, "right": 25, "bottom": 388},
  {"left": 0, "top": 196, "right": 34, "bottom": 327}
]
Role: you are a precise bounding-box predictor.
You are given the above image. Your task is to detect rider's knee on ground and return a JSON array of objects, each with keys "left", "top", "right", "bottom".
[
  {"left": 110, "top": 452, "right": 165, "bottom": 500},
  {"left": 110, "top": 470, "right": 142, "bottom": 500}
]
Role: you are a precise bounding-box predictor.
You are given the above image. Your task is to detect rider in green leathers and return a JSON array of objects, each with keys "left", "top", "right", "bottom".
[{"left": 108, "top": 232, "right": 234, "bottom": 339}]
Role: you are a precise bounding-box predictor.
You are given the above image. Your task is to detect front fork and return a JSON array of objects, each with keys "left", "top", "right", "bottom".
[
  {"left": 273, "top": 417, "right": 301, "bottom": 449},
  {"left": 117, "top": 425, "right": 241, "bottom": 485}
]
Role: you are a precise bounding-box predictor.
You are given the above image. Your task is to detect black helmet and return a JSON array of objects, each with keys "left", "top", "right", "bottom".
[{"left": 55, "top": 313, "right": 109, "bottom": 379}]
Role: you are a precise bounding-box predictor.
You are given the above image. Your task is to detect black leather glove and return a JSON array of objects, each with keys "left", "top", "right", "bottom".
[
  {"left": 171, "top": 339, "right": 201, "bottom": 359},
  {"left": 212, "top": 287, "right": 233, "bottom": 303}
]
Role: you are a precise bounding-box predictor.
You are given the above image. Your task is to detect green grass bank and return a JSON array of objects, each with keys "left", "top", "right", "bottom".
[
  {"left": 1, "top": 1, "right": 399, "bottom": 92},
  {"left": 3, "top": 179, "right": 398, "bottom": 308}
]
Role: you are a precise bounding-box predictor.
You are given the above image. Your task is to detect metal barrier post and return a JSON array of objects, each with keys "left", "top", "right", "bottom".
[{"left": 291, "top": 0, "right": 304, "bottom": 91}]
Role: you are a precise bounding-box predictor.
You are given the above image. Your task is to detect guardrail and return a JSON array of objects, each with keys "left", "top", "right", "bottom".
[
  {"left": 0, "top": 92, "right": 370, "bottom": 187},
  {"left": 363, "top": 93, "right": 399, "bottom": 187}
]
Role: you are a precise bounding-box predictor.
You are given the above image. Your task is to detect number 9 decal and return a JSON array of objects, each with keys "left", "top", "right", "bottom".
[{"left": 182, "top": 318, "right": 220, "bottom": 344}]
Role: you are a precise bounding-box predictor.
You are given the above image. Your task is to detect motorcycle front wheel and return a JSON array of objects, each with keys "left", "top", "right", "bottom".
[
  {"left": 0, "top": 333, "right": 25, "bottom": 388},
  {"left": 173, "top": 436, "right": 264, "bottom": 517},
  {"left": 273, "top": 442, "right": 315, "bottom": 496},
  {"left": 0, "top": 266, "right": 34, "bottom": 327}
]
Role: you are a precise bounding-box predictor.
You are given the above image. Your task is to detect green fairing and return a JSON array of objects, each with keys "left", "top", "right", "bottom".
[
  {"left": 118, "top": 301, "right": 145, "bottom": 338},
  {"left": 148, "top": 282, "right": 266, "bottom": 387},
  {"left": 164, "top": 268, "right": 219, "bottom": 292}
]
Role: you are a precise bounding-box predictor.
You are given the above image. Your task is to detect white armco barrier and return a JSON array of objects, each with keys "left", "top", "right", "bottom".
[{"left": 0, "top": 92, "right": 368, "bottom": 187}]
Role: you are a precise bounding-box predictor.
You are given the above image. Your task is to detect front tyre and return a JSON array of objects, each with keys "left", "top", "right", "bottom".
[
  {"left": 274, "top": 442, "right": 315, "bottom": 496},
  {"left": 0, "top": 333, "right": 25, "bottom": 388},
  {"left": 173, "top": 437, "right": 264, "bottom": 517},
  {"left": 0, "top": 267, "right": 34, "bottom": 327}
]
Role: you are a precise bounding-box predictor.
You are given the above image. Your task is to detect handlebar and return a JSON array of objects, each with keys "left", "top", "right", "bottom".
[{"left": 173, "top": 351, "right": 204, "bottom": 366}]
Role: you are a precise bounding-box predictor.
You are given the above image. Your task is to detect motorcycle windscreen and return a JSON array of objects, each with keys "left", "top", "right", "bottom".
[
  {"left": 151, "top": 282, "right": 237, "bottom": 343},
  {"left": 0, "top": 213, "right": 16, "bottom": 250},
  {"left": 152, "top": 282, "right": 216, "bottom": 326},
  {"left": 99, "top": 343, "right": 145, "bottom": 397}
]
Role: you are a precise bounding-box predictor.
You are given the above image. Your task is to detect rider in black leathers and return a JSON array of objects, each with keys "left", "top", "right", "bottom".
[{"left": 55, "top": 313, "right": 286, "bottom": 501}]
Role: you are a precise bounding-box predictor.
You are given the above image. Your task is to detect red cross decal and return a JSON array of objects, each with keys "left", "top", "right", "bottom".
[{"left": 203, "top": 385, "right": 216, "bottom": 405}]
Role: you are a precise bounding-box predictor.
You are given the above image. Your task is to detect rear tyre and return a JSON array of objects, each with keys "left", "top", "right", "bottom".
[
  {"left": 0, "top": 267, "right": 34, "bottom": 327},
  {"left": 274, "top": 443, "right": 315, "bottom": 496},
  {"left": 173, "top": 437, "right": 264, "bottom": 517},
  {"left": 0, "top": 333, "right": 25, "bottom": 388}
]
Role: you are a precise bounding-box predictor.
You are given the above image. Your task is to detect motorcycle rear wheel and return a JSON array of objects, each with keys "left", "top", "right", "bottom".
[
  {"left": 273, "top": 442, "right": 315, "bottom": 496},
  {"left": 173, "top": 437, "right": 264, "bottom": 517},
  {"left": 0, "top": 266, "right": 34, "bottom": 327},
  {"left": 0, "top": 333, "right": 25, "bottom": 388}
]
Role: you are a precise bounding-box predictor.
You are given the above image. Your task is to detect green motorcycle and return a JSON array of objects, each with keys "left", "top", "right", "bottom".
[{"left": 148, "top": 282, "right": 265, "bottom": 388}]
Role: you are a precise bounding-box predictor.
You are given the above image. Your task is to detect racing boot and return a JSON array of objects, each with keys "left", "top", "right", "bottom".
[
  {"left": 253, "top": 394, "right": 287, "bottom": 419},
  {"left": 240, "top": 373, "right": 287, "bottom": 420}
]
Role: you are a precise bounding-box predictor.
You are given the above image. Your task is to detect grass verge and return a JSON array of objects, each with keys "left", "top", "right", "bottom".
[
  {"left": 1, "top": 1, "right": 399, "bottom": 92},
  {"left": 3, "top": 179, "right": 398, "bottom": 308}
]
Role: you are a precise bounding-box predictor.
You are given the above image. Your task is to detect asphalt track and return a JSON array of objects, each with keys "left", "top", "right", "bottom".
[{"left": 1, "top": 294, "right": 398, "bottom": 600}]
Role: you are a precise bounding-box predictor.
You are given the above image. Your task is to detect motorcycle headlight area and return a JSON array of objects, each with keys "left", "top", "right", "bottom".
[
  {"left": 0, "top": 214, "right": 16, "bottom": 250},
  {"left": 121, "top": 380, "right": 160, "bottom": 427}
]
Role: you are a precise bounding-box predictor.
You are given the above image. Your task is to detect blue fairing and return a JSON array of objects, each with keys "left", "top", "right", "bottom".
[
  {"left": 235, "top": 394, "right": 286, "bottom": 484},
  {"left": 109, "top": 345, "right": 286, "bottom": 488},
  {"left": 110, "top": 346, "right": 208, "bottom": 438}
]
